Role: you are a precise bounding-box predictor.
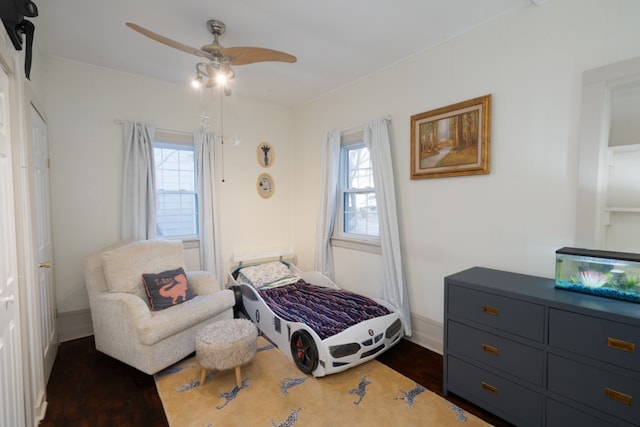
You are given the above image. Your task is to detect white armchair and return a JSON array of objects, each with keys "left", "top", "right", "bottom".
[{"left": 82, "top": 239, "right": 235, "bottom": 374}]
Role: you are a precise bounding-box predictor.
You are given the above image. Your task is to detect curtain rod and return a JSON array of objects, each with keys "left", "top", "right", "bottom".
[{"left": 113, "top": 119, "right": 196, "bottom": 136}]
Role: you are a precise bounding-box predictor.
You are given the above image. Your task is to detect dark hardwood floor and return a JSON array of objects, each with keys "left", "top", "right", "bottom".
[{"left": 41, "top": 336, "right": 512, "bottom": 426}]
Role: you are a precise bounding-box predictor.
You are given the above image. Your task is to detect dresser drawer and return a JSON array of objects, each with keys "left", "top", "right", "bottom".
[
  {"left": 546, "top": 398, "right": 635, "bottom": 427},
  {"left": 446, "top": 356, "right": 542, "bottom": 426},
  {"left": 447, "top": 284, "right": 545, "bottom": 342},
  {"left": 549, "top": 308, "right": 640, "bottom": 373},
  {"left": 548, "top": 354, "right": 640, "bottom": 425},
  {"left": 447, "top": 320, "right": 544, "bottom": 386}
]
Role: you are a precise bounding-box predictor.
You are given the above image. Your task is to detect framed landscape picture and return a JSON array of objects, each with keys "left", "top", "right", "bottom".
[{"left": 410, "top": 94, "right": 491, "bottom": 179}]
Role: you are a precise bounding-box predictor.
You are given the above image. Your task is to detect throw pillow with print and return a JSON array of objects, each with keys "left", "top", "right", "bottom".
[{"left": 142, "top": 267, "right": 196, "bottom": 311}]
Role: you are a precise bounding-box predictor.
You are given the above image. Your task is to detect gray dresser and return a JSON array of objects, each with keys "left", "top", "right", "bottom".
[{"left": 444, "top": 267, "right": 640, "bottom": 426}]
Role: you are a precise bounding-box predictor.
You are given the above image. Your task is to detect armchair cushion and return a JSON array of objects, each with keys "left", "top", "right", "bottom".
[
  {"left": 185, "top": 271, "right": 221, "bottom": 295},
  {"left": 137, "top": 290, "right": 236, "bottom": 346},
  {"left": 142, "top": 267, "right": 196, "bottom": 311},
  {"left": 101, "top": 239, "right": 185, "bottom": 308}
]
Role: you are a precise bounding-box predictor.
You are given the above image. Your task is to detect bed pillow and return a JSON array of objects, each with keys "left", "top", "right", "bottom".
[
  {"left": 237, "top": 261, "right": 299, "bottom": 289},
  {"left": 142, "top": 267, "right": 196, "bottom": 311}
]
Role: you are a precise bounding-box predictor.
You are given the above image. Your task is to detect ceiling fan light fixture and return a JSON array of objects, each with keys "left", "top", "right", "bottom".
[
  {"left": 191, "top": 74, "right": 203, "bottom": 89},
  {"left": 194, "top": 60, "right": 234, "bottom": 95},
  {"left": 214, "top": 69, "right": 229, "bottom": 86},
  {"left": 127, "top": 19, "right": 296, "bottom": 98},
  {"left": 205, "top": 76, "right": 217, "bottom": 89}
]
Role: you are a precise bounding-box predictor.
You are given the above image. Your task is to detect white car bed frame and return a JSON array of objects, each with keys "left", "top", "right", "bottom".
[{"left": 229, "top": 260, "right": 404, "bottom": 377}]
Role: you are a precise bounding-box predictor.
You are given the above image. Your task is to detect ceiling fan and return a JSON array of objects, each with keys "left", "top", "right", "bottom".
[{"left": 126, "top": 19, "right": 297, "bottom": 95}]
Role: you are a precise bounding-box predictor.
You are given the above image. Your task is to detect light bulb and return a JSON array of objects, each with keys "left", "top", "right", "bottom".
[
  {"left": 191, "top": 75, "right": 203, "bottom": 89},
  {"left": 215, "top": 71, "right": 228, "bottom": 86}
]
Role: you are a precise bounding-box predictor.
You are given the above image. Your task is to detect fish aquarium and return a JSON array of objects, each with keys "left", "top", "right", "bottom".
[{"left": 555, "top": 247, "right": 640, "bottom": 303}]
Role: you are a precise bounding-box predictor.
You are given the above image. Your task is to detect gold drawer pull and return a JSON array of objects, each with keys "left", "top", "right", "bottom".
[
  {"left": 481, "top": 382, "right": 498, "bottom": 395},
  {"left": 605, "top": 388, "right": 632, "bottom": 406},
  {"left": 608, "top": 337, "right": 635, "bottom": 353},
  {"left": 482, "top": 305, "right": 499, "bottom": 316},
  {"left": 481, "top": 344, "right": 499, "bottom": 356}
]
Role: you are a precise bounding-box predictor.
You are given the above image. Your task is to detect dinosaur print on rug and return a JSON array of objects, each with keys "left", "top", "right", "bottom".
[{"left": 154, "top": 336, "right": 492, "bottom": 426}]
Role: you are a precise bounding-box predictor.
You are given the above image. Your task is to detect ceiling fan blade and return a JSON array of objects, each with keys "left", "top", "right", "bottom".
[
  {"left": 220, "top": 47, "right": 297, "bottom": 65},
  {"left": 126, "top": 22, "right": 213, "bottom": 60}
]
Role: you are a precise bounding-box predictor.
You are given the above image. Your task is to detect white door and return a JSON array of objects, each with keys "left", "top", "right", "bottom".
[
  {"left": 0, "top": 64, "right": 26, "bottom": 427},
  {"left": 31, "top": 104, "right": 57, "bottom": 379}
]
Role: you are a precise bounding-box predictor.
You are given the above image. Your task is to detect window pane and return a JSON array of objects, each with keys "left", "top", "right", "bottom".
[
  {"left": 179, "top": 171, "right": 195, "bottom": 191},
  {"left": 347, "top": 146, "right": 374, "bottom": 189},
  {"left": 156, "top": 192, "right": 198, "bottom": 237},
  {"left": 343, "top": 191, "right": 378, "bottom": 236},
  {"left": 153, "top": 143, "right": 198, "bottom": 238}
]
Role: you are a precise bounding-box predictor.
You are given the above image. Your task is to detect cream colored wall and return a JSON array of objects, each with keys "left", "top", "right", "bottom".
[
  {"left": 41, "top": 0, "right": 640, "bottom": 348},
  {"left": 43, "top": 58, "right": 294, "bottom": 313},
  {"left": 291, "top": 0, "right": 640, "bottom": 347}
]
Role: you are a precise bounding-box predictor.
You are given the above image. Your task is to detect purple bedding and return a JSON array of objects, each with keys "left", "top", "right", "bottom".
[{"left": 258, "top": 279, "right": 391, "bottom": 340}]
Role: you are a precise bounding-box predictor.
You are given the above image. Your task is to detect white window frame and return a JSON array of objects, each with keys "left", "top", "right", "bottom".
[
  {"left": 152, "top": 130, "right": 199, "bottom": 242},
  {"left": 331, "top": 132, "right": 381, "bottom": 254}
]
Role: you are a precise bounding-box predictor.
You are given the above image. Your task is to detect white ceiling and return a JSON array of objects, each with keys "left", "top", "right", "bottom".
[{"left": 33, "top": 0, "right": 536, "bottom": 107}]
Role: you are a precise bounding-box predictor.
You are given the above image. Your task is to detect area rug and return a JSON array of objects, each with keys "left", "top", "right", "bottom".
[{"left": 154, "top": 337, "right": 492, "bottom": 427}]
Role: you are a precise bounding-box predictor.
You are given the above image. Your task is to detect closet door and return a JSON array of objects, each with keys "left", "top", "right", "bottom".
[
  {"left": 0, "top": 62, "right": 26, "bottom": 427},
  {"left": 31, "top": 103, "right": 57, "bottom": 381}
]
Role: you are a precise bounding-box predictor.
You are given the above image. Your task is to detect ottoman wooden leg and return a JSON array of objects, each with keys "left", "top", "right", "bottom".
[
  {"left": 235, "top": 366, "right": 242, "bottom": 388},
  {"left": 200, "top": 368, "right": 207, "bottom": 387}
]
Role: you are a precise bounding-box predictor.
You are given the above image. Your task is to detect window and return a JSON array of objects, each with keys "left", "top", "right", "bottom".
[
  {"left": 334, "top": 137, "right": 379, "bottom": 243},
  {"left": 153, "top": 132, "right": 198, "bottom": 239}
]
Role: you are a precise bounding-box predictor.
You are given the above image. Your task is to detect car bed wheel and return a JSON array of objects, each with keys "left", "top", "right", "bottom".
[{"left": 290, "top": 330, "right": 318, "bottom": 374}]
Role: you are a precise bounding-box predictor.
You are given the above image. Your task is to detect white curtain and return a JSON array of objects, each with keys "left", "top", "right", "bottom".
[
  {"left": 364, "top": 117, "right": 412, "bottom": 336},
  {"left": 122, "top": 122, "right": 156, "bottom": 240},
  {"left": 314, "top": 130, "right": 341, "bottom": 279},
  {"left": 194, "top": 131, "right": 223, "bottom": 284}
]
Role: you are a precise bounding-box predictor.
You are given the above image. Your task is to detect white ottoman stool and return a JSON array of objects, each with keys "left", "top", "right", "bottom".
[{"left": 196, "top": 318, "right": 258, "bottom": 388}]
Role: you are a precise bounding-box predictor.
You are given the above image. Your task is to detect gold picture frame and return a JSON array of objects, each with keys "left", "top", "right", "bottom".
[{"left": 410, "top": 94, "right": 491, "bottom": 179}]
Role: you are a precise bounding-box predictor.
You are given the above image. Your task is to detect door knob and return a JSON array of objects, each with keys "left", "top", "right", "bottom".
[{"left": 39, "top": 261, "right": 52, "bottom": 268}]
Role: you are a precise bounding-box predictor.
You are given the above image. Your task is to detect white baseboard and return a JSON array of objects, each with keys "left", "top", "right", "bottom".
[
  {"left": 55, "top": 308, "right": 444, "bottom": 355},
  {"left": 57, "top": 309, "right": 93, "bottom": 342},
  {"left": 405, "top": 313, "right": 443, "bottom": 354}
]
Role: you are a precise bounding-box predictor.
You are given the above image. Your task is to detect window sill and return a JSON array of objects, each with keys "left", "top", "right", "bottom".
[{"left": 331, "top": 236, "right": 381, "bottom": 254}]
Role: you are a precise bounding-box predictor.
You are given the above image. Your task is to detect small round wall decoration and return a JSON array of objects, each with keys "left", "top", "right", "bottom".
[
  {"left": 257, "top": 142, "right": 275, "bottom": 168},
  {"left": 257, "top": 173, "right": 275, "bottom": 199}
]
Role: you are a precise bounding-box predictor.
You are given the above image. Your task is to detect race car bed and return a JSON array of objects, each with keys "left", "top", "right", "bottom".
[{"left": 229, "top": 259, "right": 404, "bottom": 377}]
